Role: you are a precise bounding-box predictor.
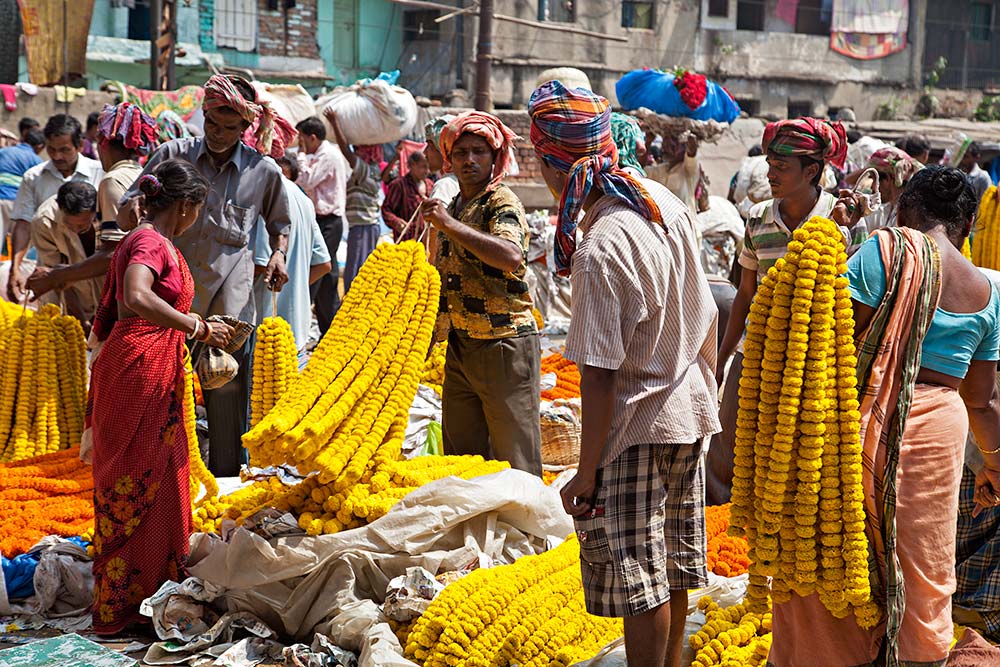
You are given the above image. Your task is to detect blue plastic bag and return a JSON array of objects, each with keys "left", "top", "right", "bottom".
[
  {"left": 616, "top": 69, "right": 740, "bottom": 123},
  {"left": 2, "top": 552, "right": 40, "bottom": 600}
]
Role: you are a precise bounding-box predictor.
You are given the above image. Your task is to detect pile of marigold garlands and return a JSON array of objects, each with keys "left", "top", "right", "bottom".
[
  {"left": 404, "top": 536, "right": 622, "bottom": 667},
  {"left": 540, "top": 352, "right": 581, "bottom": 401},
  {"left": 241, "top": 241, "right": 439, "bottom": 488},
  {"left": 420, "top": 341, "right": 447, "bottom": 394},
  {"left": 193, "top": 454, "right": 509, "bottom": 535},
  {"left": 729, "top": 216, "right": 878, "bottom": 627},
  {"left": 0, "top": 446, "right": 94, "bottom": 556},
  {"left": 689, "top": 596, "right": 772, "bottom": 667},
  {"left": 0, "top": 304, "right": 86, "bottom": 462},
  {"left": 972, "top": 185, "right": 1000, "bottom": 269},
  {"left": 250, "top": 315, "right": 298, "bottom": 427},
  {"left": 706, "top": 504, "right": 750, "bottom": 578}
]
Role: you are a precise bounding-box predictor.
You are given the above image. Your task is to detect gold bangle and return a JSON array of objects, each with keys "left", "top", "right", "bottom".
[{"left": 978, "top": 444, "right": 1000, "bottom": 455}]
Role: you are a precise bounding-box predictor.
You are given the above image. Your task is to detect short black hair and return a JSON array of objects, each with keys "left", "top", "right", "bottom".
[
  {"left": 276, "top": 155, "right": 299, "bottom": 182},
  {"left": 407, "top": 151, "right": 427, "bottom": 166},
  {"left": 798, "top": 156, "right": 824, "bottom": 186},
  {"left": 23, "top": 129, "right": 45, "bottom": 149},
  {"left": 56, "top": 181, "right": 97, "bottom": 215},
  {"left": 898, "top": 134, "right": 930, "bottom": 158},
  {"left": 296, "top": 116, "right": 326, "bottom": 141},
  {"left": 18, "top": 117, "right": 39, "bottom": 135},
  {"left": 968, "top": 141, "right": 983, "bottom": 158},
  {"left": 846, "top": 129, "right": 863, "bottom": 144},
  {"left": 898, "top": 165, "right": 977, "bottom": 240},
  {"left": 747, "top": 145, "right": 762, "bottom": 157},
  {"left": 43, "top": 114, "right": 83, "bottom": 147},
  {"left": 86, "top": 111, "right": 100, "bottom": 130}
]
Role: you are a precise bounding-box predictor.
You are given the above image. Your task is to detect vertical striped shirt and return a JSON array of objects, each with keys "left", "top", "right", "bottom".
[
  {"left": 738, "top": 192, "right": 864, "bottom": 283},
  {"left": 344, "top": 159, "right": 381, "bottom": 228},
  {"left": 564, "top": 179, "right": 722, "bottom": 466}
]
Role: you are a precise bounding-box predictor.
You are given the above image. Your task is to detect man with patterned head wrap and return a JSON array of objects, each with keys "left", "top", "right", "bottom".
[
  {"left": 711, "top": 117, "right": 858, "bottom": 506},
  {"left": 530, "top": 80, "right": 720, "bottom": 667},
  {"left": 119, "top": 74, "right": 291, "bottom": 476},
  {"left": 419, "top": 110, "right": 542, "bottom": 477}
]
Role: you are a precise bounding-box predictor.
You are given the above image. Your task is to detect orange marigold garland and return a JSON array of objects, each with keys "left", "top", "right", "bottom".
[
  {"left": 706, "top": 504, "right": 751, "bottom": 577},
  {"left": 541, "top": 353, "right": 581, "bottom": 401}
]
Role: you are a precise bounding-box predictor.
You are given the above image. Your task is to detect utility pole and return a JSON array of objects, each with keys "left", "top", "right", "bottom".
[
  {"left": 150, "top": 0, "right": 177, "bottom": 90},
  {"left": 474, "top": 0, "right": 493, "bottom": 111}
]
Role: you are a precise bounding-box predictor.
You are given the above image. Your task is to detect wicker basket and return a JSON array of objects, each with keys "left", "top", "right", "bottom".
[{"left": 541, "top": 415, "right": 581, "bottom": 466}]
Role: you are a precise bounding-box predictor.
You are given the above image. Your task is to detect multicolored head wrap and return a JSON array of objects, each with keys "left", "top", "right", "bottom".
[
  {"left": 610, "top": 112, "right": 645, "bottom": 175},
  {"left": 97, "top": 102, "right": 159, "bottom": 155},
  {"left": 867, "top": 146, "right": 923, "bottom": 187},
  {"left": 424, "top": 114, "right": 456, "bottom": 150},
  {"left": 243, "top": 111, "right": 296, "bottom": 160},
  {"left": 761, "top": 117, "right": 848, "bottom": 170},
  {"left": 155, "top": 109, "right": 192, "bottom": 144},
  {"left": 202, "top": 74, "right": 278, "bottom": 156},
  {"left": 528, "top": 80, "right": 663, "bottom": 276},
  {"left": 438, "top": 111, "right": 520, "bottom": 186}
]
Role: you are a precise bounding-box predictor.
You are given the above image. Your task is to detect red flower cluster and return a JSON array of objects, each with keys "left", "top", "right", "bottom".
[{"left": 673, "top": 70, "right": 708, "bottom": 110}]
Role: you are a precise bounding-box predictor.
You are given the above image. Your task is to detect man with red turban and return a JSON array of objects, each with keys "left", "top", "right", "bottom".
[
  {"left": 419, "top": 110, "right": 542, "bottom": 477},
  {"left": 118, "top": 74, "right": 291, "bottom": 476}
]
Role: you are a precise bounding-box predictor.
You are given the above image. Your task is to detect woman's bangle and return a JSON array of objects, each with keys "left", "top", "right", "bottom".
[
  {"left": 190, "top": 318, "right": 203, "bottom": 340},
  {"left": 978, "top": 444, "right": 1000, "bottom": 455}
]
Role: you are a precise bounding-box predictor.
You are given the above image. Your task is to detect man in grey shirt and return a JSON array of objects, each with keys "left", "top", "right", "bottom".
[{"left": 120, "top": 75, "right": 290, "bottom": 476}]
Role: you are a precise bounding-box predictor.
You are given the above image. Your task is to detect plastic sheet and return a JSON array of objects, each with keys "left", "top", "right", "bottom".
[{"left": 616, "top": 69, "right": 740, "bottom": 123}]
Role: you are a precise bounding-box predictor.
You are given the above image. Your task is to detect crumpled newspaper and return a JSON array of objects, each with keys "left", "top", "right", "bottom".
[
  {"left": 140, "top": 578, "right": 226, "bottom": 642},
  {"left": 142, "top": 611, "right": 276, "bottom": 666},
  {"left": 382, "top": 568, "right": 444, "bottom": 622},
  {"left": 282, "top": 634, "right": 357, "bottom": 667}
]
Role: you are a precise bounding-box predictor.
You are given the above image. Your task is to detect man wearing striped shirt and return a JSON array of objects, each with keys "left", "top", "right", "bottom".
[{"left": 530, "top": 82, "right": 720, "bottom": 667}]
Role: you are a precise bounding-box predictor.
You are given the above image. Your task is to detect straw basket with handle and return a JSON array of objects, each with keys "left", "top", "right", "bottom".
[{"left": 540, "top": 398, "right": 581, "bottom": 466}]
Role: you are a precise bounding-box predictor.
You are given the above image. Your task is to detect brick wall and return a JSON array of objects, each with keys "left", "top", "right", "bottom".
[
  {"left": 258, "top": 0, "right": 320, "bottom": 60},
  {"left": 494, "top": 110, "right": 540, "bottom": 183}
]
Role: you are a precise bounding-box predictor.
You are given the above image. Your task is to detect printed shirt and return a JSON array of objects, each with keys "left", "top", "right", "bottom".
[
  {"left": 0, "top": 143, "right": 42, "bottom": 200},
  {"left": 122, "top": 137, "right": 290, "bottom": 321},
  {"left": 97, "top": 159, "right": 142, "bottom": 243},
  {"left": 344, "top": 159, "right": 381, "bottom": 227},
  {"left": 254, "top": 179, "right": 331, "bottom": 351},
  {"left": 739, "top": 191, "right": 862, "bottom": 283},
  {"left": 296, "top": 141, "right": 349, "bottom": 217},
  {"left": 11, "top": 154, "right": 103, "bottom": 223},
  {"left": 564, "top": 179, "right": 721, "bottom": 466},
  {"left": 30, "top": 195, "right": 103, "bottom": 317},
  {"left": 438, "top": 183, "right": 536, "bottom": 340}
]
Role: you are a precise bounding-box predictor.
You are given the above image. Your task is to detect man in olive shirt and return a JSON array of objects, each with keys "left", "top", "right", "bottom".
[
  {"left": 120, "top": 75, "right": 290, "bottom": 476},
  {"left": 421, "top": 111, "right": 542, "bottom": 476}
]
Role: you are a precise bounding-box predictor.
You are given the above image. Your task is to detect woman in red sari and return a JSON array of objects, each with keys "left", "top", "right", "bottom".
[{"left": 88, "top": 158, "right": 233, "bottom": 635}]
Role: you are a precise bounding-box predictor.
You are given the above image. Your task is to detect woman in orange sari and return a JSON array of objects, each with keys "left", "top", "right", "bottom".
[
  {"left": 88, "top": 158, "right": 233, "bottom": 635},
  {"left": 769, "top": 166, "right": 1000, "bottom": 666}
]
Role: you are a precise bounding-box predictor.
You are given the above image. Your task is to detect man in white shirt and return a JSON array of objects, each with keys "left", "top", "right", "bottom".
[
  {"left": 7, "top": 114, "right": 103, "bottom": 301},
  {"left": 295, "top": 116, "right": 348, "bottom": 328}
]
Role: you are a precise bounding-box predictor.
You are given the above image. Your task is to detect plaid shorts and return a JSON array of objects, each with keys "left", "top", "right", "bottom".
[{"left": 574, "top": 443, "right": 708, "bottom": 618}]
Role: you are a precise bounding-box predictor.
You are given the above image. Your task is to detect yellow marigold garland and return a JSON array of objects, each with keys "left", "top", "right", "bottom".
[
  {"left": 689, "top": 596, "right": 772, "bottom": 667},
  {"left": 972, "top": 185, "right": 1000, "bottom": 269},
  {"left": 729, "top": 216, "right": 877, "bottom": 626},
  {"left": 242, "top": 242, "right": 440, "bottom": 483},
  {"left": 182, "top": 350, "right": 218, "bottom": 505},
  {"left": 250, "top": 315, "right": 298, "bottom": 427},
  {"left": 420, "top": 341, "right": 447, "bottom": 394}
]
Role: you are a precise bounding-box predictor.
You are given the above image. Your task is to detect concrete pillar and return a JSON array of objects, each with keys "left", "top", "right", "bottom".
[{"left": 909, "top": 0, "right": 927, "bottom": 87}]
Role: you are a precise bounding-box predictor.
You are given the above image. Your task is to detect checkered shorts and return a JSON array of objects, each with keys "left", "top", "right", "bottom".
[{"left": 574, "top": 443, "right": 709, "bottom": 618}]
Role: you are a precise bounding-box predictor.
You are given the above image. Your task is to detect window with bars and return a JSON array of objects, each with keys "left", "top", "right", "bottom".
[
  {"left": 972, "top": 2, "right": 993, "bottom": 41},
  {"left": 622, "top": 1, "right": 655, "bottom": 29},
  {"left": 736, "top": 0, "right": 764, "bottom": 30},
  {"left": 215, "top": 0, "right": 258, "bottom": 52}
]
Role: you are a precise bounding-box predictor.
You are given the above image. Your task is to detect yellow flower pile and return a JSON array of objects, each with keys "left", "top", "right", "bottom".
[
  {"left": 182, "top": 350, "right": 217, "bottom": 505},
  {"left": 250, "top": 316, "right": 298, "bottom": 427},
  {"left": 689, "top": 596, "right": 772, "bottom": 667},
  {"left": 0, "top": 305, "right": 86, "bottom": 462},
  {"left": 0, "top": 299, "right": 30, "bottom": 328},
  {"left": 420, "top": 341, "right": 447, "bottom": 394},
  {"left": 972, "top": 185, "right": 1000, "bottom": 269},
  {"left": 962, "top": 236, "right": 972, "bottom": 260},
  {"left": 242, "top": 241, "right": 440, "bottom": 486},
  {"left": 193, "top": 454, "right": 510, "bottom": 536},
  {"left": 405, "top": 536, "right": 622, "bottom": 667},
  {"left": 730, "top": 216, "right": 878, "bottom": 627}
]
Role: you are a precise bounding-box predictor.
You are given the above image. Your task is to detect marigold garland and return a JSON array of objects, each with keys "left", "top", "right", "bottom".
[
  {"left": 404, "top": 536, "right": 623, "bottom": 667},
  {"left": 0, "top": 305, "right": 86, "bottom": 462},
  {"left": 729, "top": 216, "right": 877, "bottom": 627},
  {"left": 706, "top": 504, "right": 750, "bottom": 577},
  {"left": 0, "top": 446, "right": 94, "bottom": 555},
  {"left": 242, "top": 242, "right": 440, "bottom": 486},
  {"left": 182, "top": 350, "right": 218, "bottom": 504},
  {"left": 689, "top": 596, "right": 772, "bottom": 667},
  {"left": 972, "top": 185, "right": 1000, "bottom": 269},
  {"left": 420, "top": 341, "right": 447, "bottom": 394},
  {"left": 541, "top": 352, "right": 581, "bottom": 401},
  {"left": 250, "top": 315, "right": 298, "bottom": 427}
]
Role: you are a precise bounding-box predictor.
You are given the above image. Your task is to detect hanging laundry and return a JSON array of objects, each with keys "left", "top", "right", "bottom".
[
  {"left": 0, "top": 84, "right": 16, "bottom": 112},
  {"left": 830, "top": 0, "right": 909, "bottom": 60},
  {"left": 54, "top": 85, "right": 87, "bottom": 103},
  {"left": 776, "top": 0, "right": 800, "bottom": 26}
]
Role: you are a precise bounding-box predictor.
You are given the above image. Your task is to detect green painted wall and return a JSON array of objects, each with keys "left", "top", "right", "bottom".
[{"left": 318, "top": 0, "right": 402, "bottom": 86}]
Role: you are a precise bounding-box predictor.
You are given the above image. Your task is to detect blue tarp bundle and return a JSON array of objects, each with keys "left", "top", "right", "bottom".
[
  {"left": 1, "top": 536, "right": 89, "bottom": 600},
  {"left": 616, "top": 69, "right": 741, "bottom": 123}
]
